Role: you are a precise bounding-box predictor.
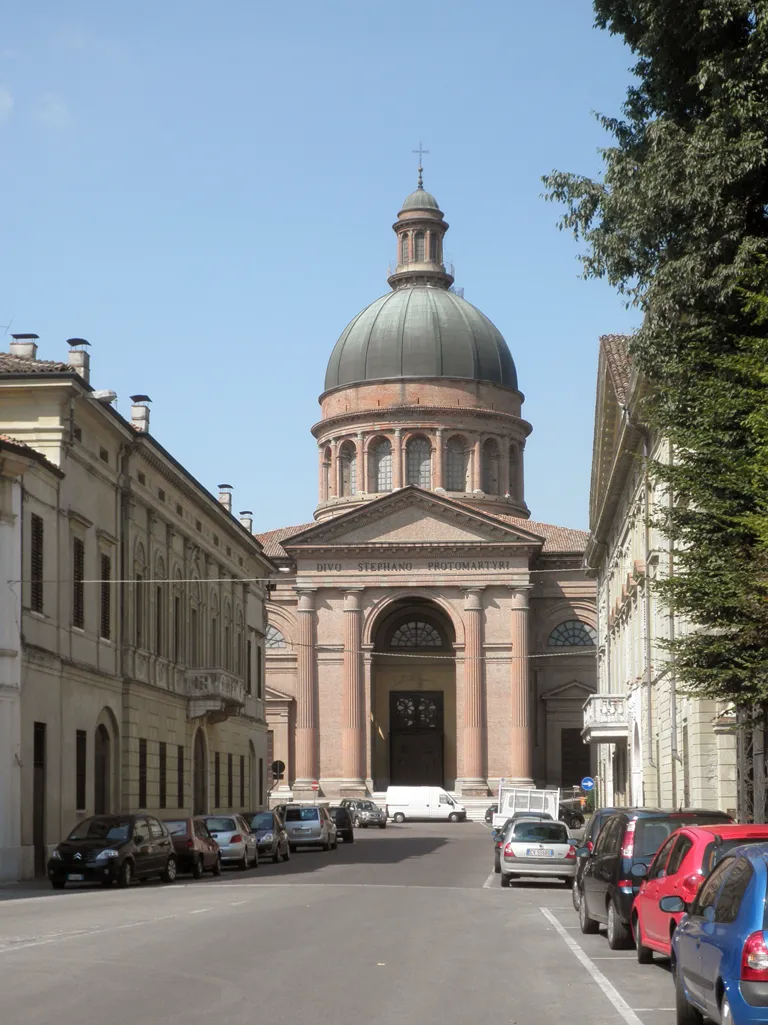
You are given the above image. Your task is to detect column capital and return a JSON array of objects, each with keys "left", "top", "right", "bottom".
[
  {"left": 294, "top": 588, "right": 317, "bottom": 611},
  {"left": 462, "top": 586, "right": 486, "bottom": 611},
  {"left": 508, "top": 585, "right": 532, "bottom": 610},
  {"left": 343, "top": 588, "right": 364, "bottom": 610}
]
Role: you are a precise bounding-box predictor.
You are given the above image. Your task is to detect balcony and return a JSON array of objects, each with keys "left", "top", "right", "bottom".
[
  {"left": 185, "top": 669, "right": 246, "bottom": 724},
  {"left": 582, "top": 694, "right": 629, "bottom": 744}
]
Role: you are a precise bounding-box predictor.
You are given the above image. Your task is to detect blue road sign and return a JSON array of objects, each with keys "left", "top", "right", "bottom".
[{"left": 581, "top": 776, "right": 595, "bottom": 792}]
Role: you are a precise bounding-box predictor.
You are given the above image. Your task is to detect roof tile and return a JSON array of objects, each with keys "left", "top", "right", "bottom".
[
  {"left": 0, "top": 352, "right": 72, "bottom": 374},
  {"left": 600, "top": 334, "right": 632, "bottom": 405}
]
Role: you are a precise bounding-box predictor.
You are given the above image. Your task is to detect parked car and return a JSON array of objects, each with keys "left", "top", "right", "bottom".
[
  {"left": 203, "top": 814, "right": 258, "bottom": 870},
  {"left": 247, "top": 810, "right": 291, "bottom": 863},
  {"left": 499, "top": 818, "right": 577, "bottom": 888},
  {"left": 284, "top": 805, "right": 337, "bottom": 851},
  {"left": 559, "top": 805, "right": 586, "bottom": 831},
  {"left": 632, "top": 823, "right": 768, "bottom": 963},
  {"left": 48, "top": 814, "right": 178, "bottom": 889},
  {"left": 330, "top": 806, "right": 355, "bottom": 843},
  {"left": 340, "top": 799, "right": 387, "bottom": 828},
  {"left": 492, "top": 813, "right": 557, "bottom": 874},
  {"left": 485, "top": 804, "right": 495, "bottom": 824},
  {"left": 578, "top": 808, "right": 733, "bottom": 949},
  {"left": 572, "top": 807, "right": 622, "bottom": 911},
  {"left": 162, "top": 816, "right": 222, "bottom": 878},
  {"left": 662, "top": 843, "right": 768, "bottom": 1024},
  {"left": 385, "top": 786, "right": 467, "bottom": 822}
]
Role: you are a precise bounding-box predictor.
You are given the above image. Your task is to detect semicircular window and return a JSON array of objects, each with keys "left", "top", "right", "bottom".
[
  {"left": 390, "top": 621, "right": 443, "bottom": 648},
  {"left": 548, "top": 620, "right": 597, "bottom": 647},
  {"left": 265, "top": 625, "right": 287, "bottom": 649}
]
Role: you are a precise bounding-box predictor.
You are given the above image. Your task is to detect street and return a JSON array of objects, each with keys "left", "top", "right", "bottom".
[{"left": 1, "top": 822, "right": 675, "bottom": 1025}]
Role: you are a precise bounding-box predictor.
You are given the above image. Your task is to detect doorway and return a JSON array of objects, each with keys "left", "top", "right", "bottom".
[
  {"left": 193, "top": 729, "right": 207, "bottom": 814},
  {"left": 94, "top": 724, "right": 111, "bottom": 815},
  {"left": 33, "top": 722, "right": 46, "bottom": 876},
  {"left": 560, "top": 727, "right": 590, "bottom": 789},
  {"left": 390, "top": 691, "right": 444, "bottom": 786}
]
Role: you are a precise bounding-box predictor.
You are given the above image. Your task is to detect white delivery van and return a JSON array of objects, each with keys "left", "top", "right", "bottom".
[{"left": 385, "top": 786, "right": 467, "bottom": 822}]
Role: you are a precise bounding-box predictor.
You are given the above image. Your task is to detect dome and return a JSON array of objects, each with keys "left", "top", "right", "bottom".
[
  {"left": 401, "top": 188, "right": 440, "bottom": 212},
  {"left": 324, "top": 285, "right": 518, "bottom": 393}
]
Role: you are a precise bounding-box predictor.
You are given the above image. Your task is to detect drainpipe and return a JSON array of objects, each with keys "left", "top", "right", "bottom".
[{"left": 668, "top": 442, "right": 683, "bottom": 766}]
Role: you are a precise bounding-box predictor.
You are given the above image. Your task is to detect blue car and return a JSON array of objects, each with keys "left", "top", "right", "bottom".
[{"left": 662, "top": 841, "right": 768, "bottom": 1024}]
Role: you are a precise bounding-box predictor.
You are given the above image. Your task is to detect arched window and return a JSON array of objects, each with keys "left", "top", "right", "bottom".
[
  {"left": 154, "top": 556, "right": 166, "bottom": 657},
  {"left": 339, "top": 441, "right": 357, "bottom": 496},
  {"left": 189, "top": 576, "right": 200, "bottom": 665},
  {"left": 368, "top": 437, "right": 392, "bottom": 492},
  {"left": 427, "top": 233, "right": 435, "bottom": 260},
  {"left": 400, "top": 234, "right": 410, "bottom": 264},
  {"left": 236, "top": 612, "right": 244, "bottom": 677},
  {"left": 446, "top": 436, "right": 470, "bottom": 492},
  {"left": 548, "top": 620, "right": 597, "bottom": 647},
  {"left": 210, "top": 594, "right": 220, "bottom": 667},
  {"left": 414, "top": 232, "right": 425, "bottom": 262},
  {"left": 508, "top": 446, "right": 518, "bottom": 498},
  {"left": 224, "top": 601, "right": 232, "bottom": 671},
  {"left": 265, "top": 625, "right": 286, "bottom": 649},
  {"left": 482, "top": 438, "right": 500, "bottom": 494},
  {"left": 390, "top": 621, "right": 443, "bottom": 648},
  {"left": 406, "top": 436, "right": 431, "bottom": 488},
  {"left": 322, "top": 447, "right": 331, "bottom": 501},
  {"left": 134, "top": 542, "right": 146, "bottom": 649}
]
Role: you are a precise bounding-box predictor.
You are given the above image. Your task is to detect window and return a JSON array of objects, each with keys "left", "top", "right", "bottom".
[
  {"left": 647, "top": 836, "right": 677, "bottom": 880},
  {"left": 100, "top": 554, "right": 111, "bottom": 639},
  {"left": 213, "top": 534, "right": 219, "bottom": 548},
  {"left": 593, "top": 816, "right": 622, "bottom": 856},
  {"left": 210, "top": 616, "right": 219, "bottom": 665},
  {"left": 158, "top": 488, "right": 165, "bottom": 502},
  {"left": 173, "top": 595, "right": 181, "bottom": 662},
  {"left": 400, "top": 233, "right": 410, "bottom": 263},
  {"left": 155, "top": 586, "right": 163, "bottom": 655},
  {"left": 240, "top": 754, "right": 245, "bottom": 807},
  {"left": 227, "top": 753, "right": 233, "bottom": 808},
  {"left": 139, "top": 738, "right": 147, "bottom": 808},
  {"left": 508, "top": 448, "right": 518, "bottom": 496},
  {"left": 214, "top": 752, "right": 221, "bottom": 808},
  {"left": 482, "top": 438, "right": 500, "bottom": 494},
  {"left": 135, "top": 575, "right": 144, "bottom": 647},
  {"left": 30, "top": 513, "right": 44, "bottom": 613},
  {"left": 73, "top": 424, "right": 82, "bottom": 442},
  {"left": 266, "top": 625, "right": 286, "bottom": 649},
  {"left": 667, "top": 835, "right": 694, "bottom": 876},
  {"left": 714, "top": 858, "right": 754, "bottom": 924},
  {"left": 225, "top": 622, "right": 231, "bottom": 670},
  {"left": 368, "top": 437, "right": 392, "bottom": 492},
  {"left": 176, "top": 503, "right": 183, "bottom": 517},
  {"left": 339, "top": 442, "right": 357, "bottom": 496},
  {"left": 237, "top": 631, "right": 243, "bottom": 677},
  {"left": 446, "top": 436, "right": 469, "bottom": 491},
  {"left": 148, "top": 818, "right": 166, "bottom": 839},
  {"left": 548, "top": 621, "right": 598, "bottom": 647},
  {"left": 692, "top": 859, "right": 733, "bottom": 917},
  {"left": 390, "top": 621, "right": 443, "bottom": 648},
  {"left": 190, "top": 605, "right": 198, "bottom": 664},
  {"left": 76, "top": 730, "right": 86, "bottom": 811},
  {"left": 247, "top": 640, "right": 252, "bottom": 694},
  {"left": 259, "top": 758, "right": 264, "bottom": 807},
  {"left": 134, "top": 817, "right": 150, "bottom": 844},
  {"left": 99, "top": 447, "right": 109, "bottom": 464},
  {"left": 177, "top": 745, "right": 184, "bottom": 807},
  {"left": 406, "top": 437, "right": 431, "bottom": 488},
  {"left": 159, "top": 742, "right": 167, "bottom": 809},
  {"left": 414, "top": 232, "right": 425, "bottom": 261},
  {"left": 195, "top": 519, "right": 202, "bottom": 532},
  {"left": 137, "top": 471, "right": 146, "bottom": 485},
  {"left": 322, "top": 447, "right": 331, "bottom": 500},
  {"left": 72, "top": 537, "right": 85, "bottom": 628},
  {"left": 257, "top": 645, "right": 263, "bottom": 698}
]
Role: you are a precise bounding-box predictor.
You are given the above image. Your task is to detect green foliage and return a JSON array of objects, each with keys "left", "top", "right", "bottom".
[{"left": 544, "top": 2, "right": 768, "bottom": 706}]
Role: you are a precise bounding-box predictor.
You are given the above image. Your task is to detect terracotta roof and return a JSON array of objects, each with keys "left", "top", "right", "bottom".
[
  {"left": 0, "top": 433, "right": 62, "bottom": 475},
  {"left": 255, "top": 522, "right": 317, "bottom": 559},
  {"left": 0, "top": 352, "right": 73, "bottom": 374},
  {"left": 600, "top": 334, "right": 632, "bottom": 405}
]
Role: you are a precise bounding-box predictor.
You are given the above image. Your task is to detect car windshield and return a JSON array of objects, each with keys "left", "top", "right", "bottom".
[
  {"left": 205, "top": 817, "right": 237, "bottom": 832},
  {"left": 250, "top": 813, "right": 274, "bottom": 830},
  {"left": 634, "top": 814, "right": 732, "bottom": 858},
  {"left": 67, "top": 817, "right": 132, "bottom": 842},
  {"left": 512, "top": 811, "right": 551, "bottom": 821},
  {"left": 702, "top": 837, "right": 768, "bottom": 873},
  {"left": 163, "top": 820, "right": 189, "bottom": 836},
  {"left": 285, "top": 808, "right": 319, "bottom": 822},
  {"left": 512, "top": 822, "right": 569, "bottom": 843},
  {"left": 361, "top": 802, "right": 376, "bottom": 811}
]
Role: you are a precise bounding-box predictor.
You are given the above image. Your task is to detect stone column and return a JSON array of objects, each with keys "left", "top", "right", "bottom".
[
  {"left": 393, "top": 429, "right": 403, "bottom": 489},
  {"left": 329, "top": 440, "right": 339, "bottom": 499},
  {"left": 472, "top": 437, "right": 483, "bottom": 493},
  {"left": 294, "top": 589, "right": 319, "bottom": 793},
  {"left": 509, "top": 587, "right": 534, "bottom": 784},
  {"left": 341, "top": 589, "right": 366, "bottom": 795},
  {"left": 501, "top": 439, "right": 511, "bottom": 497},
  {"left": 362, "top": 647, "right": 374, "bottom": 791},
  {"left": 355, "top": 433, "right": 364, "bottom": 495},
  {"left": 317, "top": 446, "right": 326, "bottom": 502},
  {"left": 434, "top": 429, "right": 444, "bottom": 491},
  {"left": 459, "top": 587, "right": 487, "bottom": 796}
]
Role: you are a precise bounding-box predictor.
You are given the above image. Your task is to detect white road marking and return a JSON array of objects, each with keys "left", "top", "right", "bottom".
[
  {"left": 189, "top": 908, "right": 212, "bottom": 914},
  {"left": 540, "top": 908, "right": 645, "bottom": 1025},
  {"left": 482, "top": 873, "right": 496, "bottom": 889},
  {"left": 229, "top": 900, "right": 249, "bottom": 906}
]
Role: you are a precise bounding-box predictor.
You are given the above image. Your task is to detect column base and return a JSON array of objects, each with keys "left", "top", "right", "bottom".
[
  {"left": 457, "top": 778, "right": 490, "bottom": 799},
  {"left": 292, "top": 780, "right": 322, "bottom": 801},
  {"left": 502, "top": 777, "right": 535, "bottom": 788},
  {"left": 339, "top": 779, "right": 368, "bottom": 798}
]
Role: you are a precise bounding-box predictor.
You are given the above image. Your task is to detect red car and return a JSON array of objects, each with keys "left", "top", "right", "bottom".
[{"left": 632, "top": 823, "right": 768, "bottom": 962}]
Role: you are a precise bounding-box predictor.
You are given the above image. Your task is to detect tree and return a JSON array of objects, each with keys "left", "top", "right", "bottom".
[{"left": 544, "top": 2, "right": 768, "bottom": 707}]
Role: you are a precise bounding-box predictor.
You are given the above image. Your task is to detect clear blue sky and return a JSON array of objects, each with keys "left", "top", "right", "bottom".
[{"left": 0, "top": 1, "right": 637, "bottom": 533}]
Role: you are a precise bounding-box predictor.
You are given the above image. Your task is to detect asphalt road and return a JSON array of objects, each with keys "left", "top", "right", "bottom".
[{"left": 1, "top": 823, "right": 678, "bottom": 1025}]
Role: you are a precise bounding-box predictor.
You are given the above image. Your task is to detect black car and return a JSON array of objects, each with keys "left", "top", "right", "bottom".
[
  {"left": 572, "top": 806, "right": 622, "bottom": 911},
  {"left": 330, "top": 806, "right": 354, "bottom": 843},
  {"left": 339, "top": 799, "right": 387, "bottom": 829},
  {"left": 48, "top": 814, "right": 178, "bottom": 889},
  {"left": 578, "top": 808, "right": 733, "bottom": 949},
  {"left": 247, "top": 810, "right": 291, "bottom": 863},
  {"left": 484, "top": 805, "right": 495, "bottom": 824}
]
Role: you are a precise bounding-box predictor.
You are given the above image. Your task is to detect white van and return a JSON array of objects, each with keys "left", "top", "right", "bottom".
[{"left": 385, "top": 786, "right": 467, "bottom": 822}]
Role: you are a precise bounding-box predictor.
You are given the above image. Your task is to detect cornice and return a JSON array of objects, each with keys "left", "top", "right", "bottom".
[{"left": 312, "top": 405, "right": 532, "bottom": 439}]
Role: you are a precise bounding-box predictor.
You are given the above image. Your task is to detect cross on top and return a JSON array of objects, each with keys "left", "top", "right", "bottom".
[{"left": 412, "top": 141, "right": 429, "bottom": 187}]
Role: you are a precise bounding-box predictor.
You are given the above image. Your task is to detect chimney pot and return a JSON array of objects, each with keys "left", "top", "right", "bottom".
[
  {"left": 9, "top": 333, "right": 39, "bottom": 360},
  {"left": 130, "top": 395, "right": 151, "bottom": 433},
  {"left": 67, "top": 338, "right": 91, "bottom": 383},
  {"left": 218, "top": 484, "right": 233, "bottom": 514},
  {"left": 239, "top": 510, "right": 253, "bottom": 532}
]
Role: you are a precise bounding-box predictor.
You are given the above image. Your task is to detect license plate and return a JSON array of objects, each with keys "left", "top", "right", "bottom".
[
  {"left": 296, "top": 828, "right": 310, "bottom": 834},
  {"left": 526, "top": 849, "right": 554, "bottom": 858},
  {"left": 67, "top": 873, "right": 85, "bottom": 881}
]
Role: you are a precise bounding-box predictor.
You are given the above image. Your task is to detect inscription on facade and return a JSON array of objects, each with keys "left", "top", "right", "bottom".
[{"left": 315, "top": 560, "right": 513, "bottom": 573}]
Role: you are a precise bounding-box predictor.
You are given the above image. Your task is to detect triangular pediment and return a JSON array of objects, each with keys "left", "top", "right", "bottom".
[
  {"left": 284, "top": 487, "right": 544, "bottom": 549},
  {"left": 541, "top": 680, "right": 596, "bottom": 702}
]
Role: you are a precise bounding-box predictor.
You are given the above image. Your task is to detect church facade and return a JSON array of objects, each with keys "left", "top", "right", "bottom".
[{"left": 258, "top": 173, "right": 597, "bottom": 801}]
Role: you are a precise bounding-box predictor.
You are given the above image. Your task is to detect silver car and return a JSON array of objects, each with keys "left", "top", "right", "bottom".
[
  {"left": 203, "top": 814, "right": 258, "bottom": 870},
  {"left": 499, "top": 818, "right": 576, "bottom": 888},
  {"left": 284, "top": 805, "right": 337, "bottom": 852}
]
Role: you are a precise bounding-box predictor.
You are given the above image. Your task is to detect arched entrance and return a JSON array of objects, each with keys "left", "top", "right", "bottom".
[
  {"left": 371, "top": 599, "right": 456, "bottom": 789},
  {"left": 94, "top": 725, "right": 111, "bottom": 815},
  {"left": 193, "top": 728, "right": 208, "bottom": 815}
]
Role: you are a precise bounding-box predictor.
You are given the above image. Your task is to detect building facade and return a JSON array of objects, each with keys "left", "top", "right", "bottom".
[
  {"left": 583, "top": 334, "right": 737, "bottom": 814},
  {"left": 258, "top": 174, "right": 598, "bottom": 802},
  {"left": 0, "top": 338, "right": 275, "bottom": 881}
]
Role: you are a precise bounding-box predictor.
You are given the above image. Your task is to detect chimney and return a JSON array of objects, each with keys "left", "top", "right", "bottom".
[
  {"left": 239, "top": 510, "right": 253, "bottom": 533},
  {"left": 218, "top": 484, "right": 233, "bottom": 514},
  {"left": 67, "top": 338, "right": 91, "bottom": 383},
  {"left": 130, "top": 394, "right": 151, "bottom": 433},
  {"left": 9, "top": 333, "right": 39, "bottom": 360}
]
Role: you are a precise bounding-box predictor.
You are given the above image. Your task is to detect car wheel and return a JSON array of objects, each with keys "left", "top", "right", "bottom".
[
  {"left": 448, "top": 812, "right": 459, "bottom": 823},
  {"left": 633, "top": 914, "right": 654, "bottom": 964},
  {"left": 192, "top": 856, "right": 204, "bottom": 880},
  {"left": 162, "top": 857, "right": 177, "bottom": 883},
  {"left": 494, "top": 851, "right": 501, "bottom": 874},
  {"left": 346, "top": 831, "right": 354, "bottom": 843},
  {"left": 571, "top": 879, "right": 581, "bottom": 911},
  {"left": 393, "top": 813, "right": 405, "bottom": 823},
  {"left": 289, "top": 844, "right": 297, "bottom": 854},
  {"left": 721, "top": 995, "right": 733, "bottom": 1025},
  {"left": 500, "top": 873, "right": 511, "bottom": 888},
  {"left": 51, "top": 879, "right": 66, "bottom": 890},
  {"left": 239, "top": 851, "right": 249, "bottom": 870},
  {"left": 379, "top": 823, "right": 386, "bottom": 830},
  {"left": 353, "top": 817, "right": 361, "bottom": 827},
  {"left": 212, "top": 854, "right": 222, "bottom": 876},
  {"left": 607, "top": 901, "right": 631, "bottom": 950},
  {"left": 674, "top": 959, "right": 703, "bottom": 1024},
  {"left": 252, "top": 850, "right": 259, "bottom": 869},
  {"left": 117, "top": 860, "right": 133, "bottom": 888},
  {"left": 579, "top": 890, "right": 599, "bottom": 934},
  {"left": 323, "top": 836, "right": 331, "bottom": 852}
]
